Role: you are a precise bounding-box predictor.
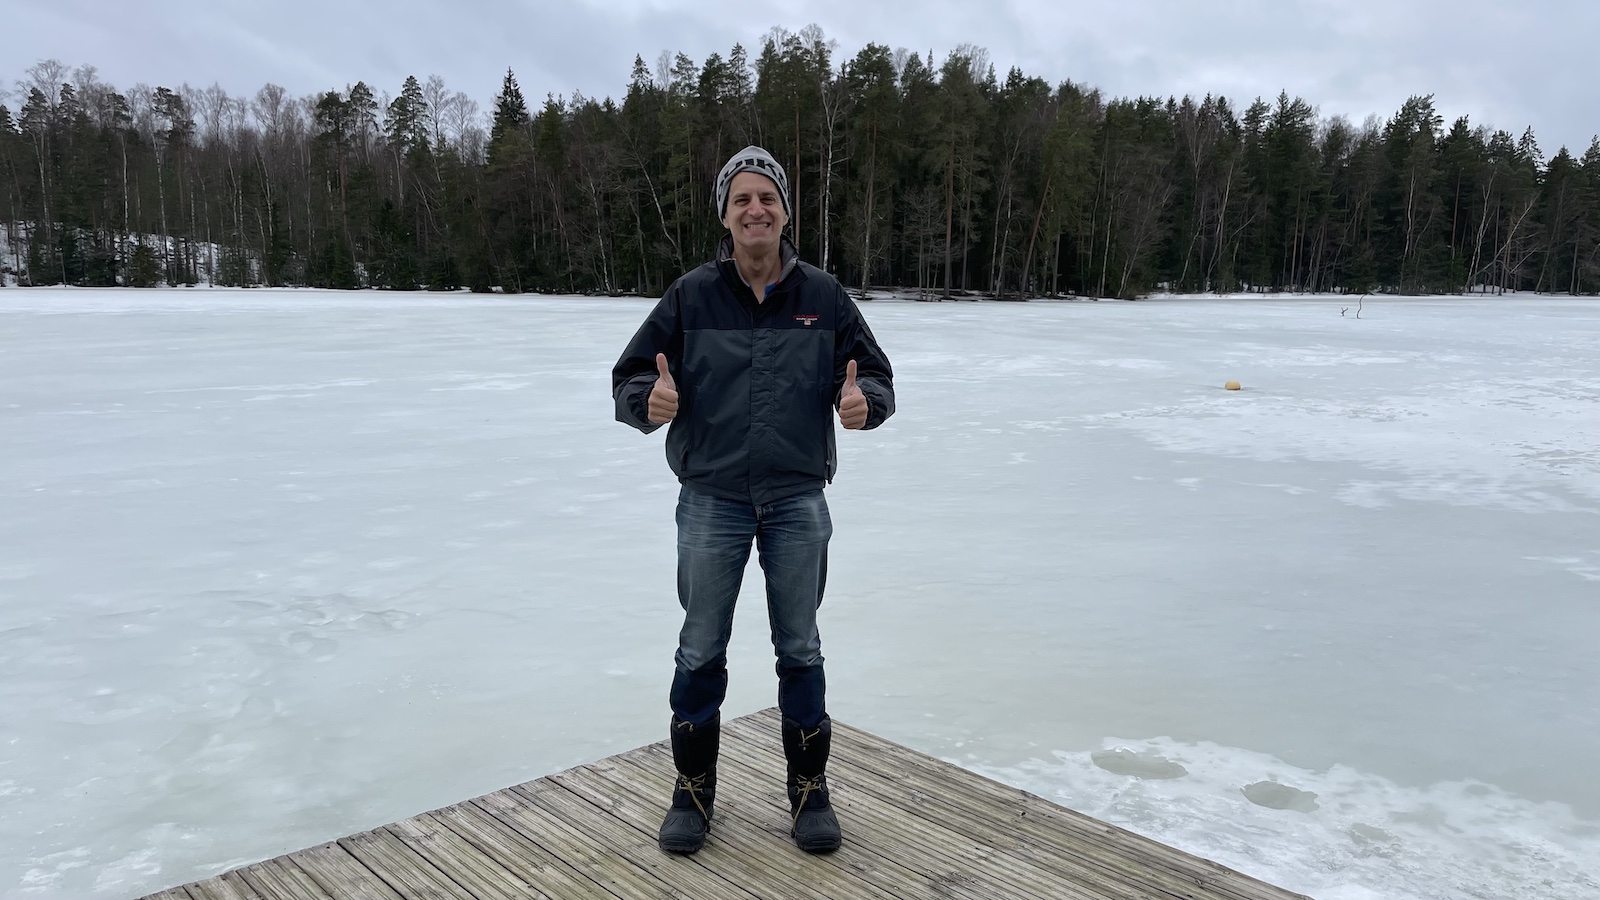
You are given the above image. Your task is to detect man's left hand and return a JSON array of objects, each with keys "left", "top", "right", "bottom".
[{"left": 839, "top": 359, "right": 868, "bottom": 430}]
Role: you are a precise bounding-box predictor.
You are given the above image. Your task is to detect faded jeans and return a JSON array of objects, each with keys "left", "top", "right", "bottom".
[{"left": 669, "top": 485, "right": 832, "bottom": 729}]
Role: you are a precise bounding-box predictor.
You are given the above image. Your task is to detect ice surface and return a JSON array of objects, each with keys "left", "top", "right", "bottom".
[{"left": 1, "top": 288, "right": 1596, "bottom": 899}]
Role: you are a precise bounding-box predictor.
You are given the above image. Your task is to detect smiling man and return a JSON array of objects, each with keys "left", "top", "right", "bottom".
[{"left": 611, "top": 145, "right": 895, "bottom": 856}]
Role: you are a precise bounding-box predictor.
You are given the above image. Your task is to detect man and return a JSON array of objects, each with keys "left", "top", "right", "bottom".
[{"left": 611, "top": 145, "right": 895, "bottom": 856}]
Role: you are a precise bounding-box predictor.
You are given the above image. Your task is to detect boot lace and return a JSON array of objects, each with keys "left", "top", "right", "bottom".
[
  {"left": 675, "top": 772, "right": 711, "bottom": 820},
  {"left": 791, "top": 775, "right": 826, "bottom": 829}
]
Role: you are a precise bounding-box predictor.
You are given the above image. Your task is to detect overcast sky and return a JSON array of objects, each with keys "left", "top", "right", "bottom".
[{"left": 9, "top": 0, "right": 1599, "bottom": 155}]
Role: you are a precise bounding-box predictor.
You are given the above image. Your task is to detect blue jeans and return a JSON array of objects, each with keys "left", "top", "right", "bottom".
[{"left": 670, "top": 485, "right": 832, "bottom": 730}]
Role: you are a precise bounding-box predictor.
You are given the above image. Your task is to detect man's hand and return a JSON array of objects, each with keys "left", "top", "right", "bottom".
[
  {"left": 648, "top": 353, "right": 678, "bottom": 424},
  {"left": 838, "top": 359, "right": 868, "bottom": 430}
]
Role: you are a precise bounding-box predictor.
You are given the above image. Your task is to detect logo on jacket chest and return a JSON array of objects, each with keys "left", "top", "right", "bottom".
[{"left": 793, "top": 314, "right": 819, "bottom": 326}]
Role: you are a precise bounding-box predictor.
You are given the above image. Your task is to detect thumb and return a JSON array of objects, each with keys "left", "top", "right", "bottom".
[
  {"left": 655, "top": 353, "right": 674, "bottom": 387},
  {"left": 844, "top": 359, "right": 858, "bottom": 392}
]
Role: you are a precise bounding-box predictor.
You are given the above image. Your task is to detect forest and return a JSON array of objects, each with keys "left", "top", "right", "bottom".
[{"left": 3, "top": 26, "right": 1597, "bottom": 298}]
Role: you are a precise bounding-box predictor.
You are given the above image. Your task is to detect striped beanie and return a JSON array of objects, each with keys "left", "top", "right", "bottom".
[{"left": 714, "top": 146, "right": 791, "bottom": 220}]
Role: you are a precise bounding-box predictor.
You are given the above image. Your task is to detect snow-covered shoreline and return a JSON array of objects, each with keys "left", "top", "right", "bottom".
[{"left": 4, "top": 280, "right": 1591, "bottom": 305}]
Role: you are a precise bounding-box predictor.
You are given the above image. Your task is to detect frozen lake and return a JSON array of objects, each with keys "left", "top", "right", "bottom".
[{"left": 1, "top": 289, "right": 1596, "bottom": 900}]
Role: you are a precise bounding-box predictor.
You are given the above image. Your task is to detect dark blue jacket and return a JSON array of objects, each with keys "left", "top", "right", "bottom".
[{"left": 612, "top": 237, "right": 895, "bottom": 506}]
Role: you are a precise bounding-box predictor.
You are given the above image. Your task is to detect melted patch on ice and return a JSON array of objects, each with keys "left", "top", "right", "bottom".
[
  {"left": 1091, "top": 748, "right": 1189, "bottom": 779},
  {"left": 1243, "top": 780, "right": 1320, "bottom": 812}
]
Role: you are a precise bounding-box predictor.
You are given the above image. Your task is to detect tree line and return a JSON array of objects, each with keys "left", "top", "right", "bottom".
[{"left": 3, "top": 27, "right": 1597, "bottom": 297}]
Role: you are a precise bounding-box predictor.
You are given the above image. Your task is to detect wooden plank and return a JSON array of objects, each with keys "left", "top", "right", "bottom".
[
  {"left": 234, "top": 856, "right": 336, "bottom": 900},
  {"left": 428, "top": 803, "right": 625, "bottom": 900},
  {"left": 142, "top": 891, "right": 196, "bottom": 900},
  {"left": 339, "top": 827, "right": 476, "bottom": 899},
  {"left": 473, "top": 787, "right": 687, "bottom": 899},
  {"left": 603, "top": 740, "right": 674, "bottom": 774},
  {"left": 182, "top": 871, "right": 268, "bottom": 900},
  {"left": 388, "top": 813, "right": 558, "bottom": 900},
  {"left": 735, "top": 712, "right": 1305, "bottom": 900},
  {"left": 289, "top": 842, "right": 405, "bottom": 900},
  {"left": 219, "top": 872, "right": 272, "bottom": 900},
  {"left": 558, "top": 756, "right": 926, "bottom": 900}
]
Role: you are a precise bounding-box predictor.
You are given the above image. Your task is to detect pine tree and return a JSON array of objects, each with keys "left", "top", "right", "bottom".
[
  {"left": 488, "top": 69, "right": 530, "bottom": 166},
  {"left": 128, "top": 242, "right": 160, "bottom": 287},
  {"left": 386, "top": 76, "right": 429, "bottom": 155}
]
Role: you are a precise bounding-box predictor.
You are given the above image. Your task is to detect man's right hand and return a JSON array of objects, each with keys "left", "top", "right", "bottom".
[{"left": 648, "top": 353, "right": 678, "bottom": 424}]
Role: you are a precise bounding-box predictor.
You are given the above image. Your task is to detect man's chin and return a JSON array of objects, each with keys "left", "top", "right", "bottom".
[{"left": 732, "top": 232, "right": 779, "bottom": 252}]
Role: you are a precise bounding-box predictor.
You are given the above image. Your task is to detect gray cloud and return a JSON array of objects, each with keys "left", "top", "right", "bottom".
[{"left": 9, "top": 0, "right": 1597, "bottom": 153}]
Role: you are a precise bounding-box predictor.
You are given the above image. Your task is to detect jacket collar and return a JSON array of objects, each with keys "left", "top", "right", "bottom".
[{"left": 716, "top": 234, "right": 803, "bottom": 298}]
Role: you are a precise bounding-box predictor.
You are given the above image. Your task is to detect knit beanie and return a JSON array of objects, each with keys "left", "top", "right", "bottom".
[{"left": 714, "top": 146, "right": 791, "bottom": 220}]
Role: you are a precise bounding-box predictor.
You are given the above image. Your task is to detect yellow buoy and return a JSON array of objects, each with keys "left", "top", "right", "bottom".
[{"left": 1225, "top": 380, "right": 1241, "bottom": 391}]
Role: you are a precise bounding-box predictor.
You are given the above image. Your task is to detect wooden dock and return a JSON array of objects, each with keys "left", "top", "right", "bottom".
[{"left": 141, "top": 707, "right": 1308, "bottom": 900}]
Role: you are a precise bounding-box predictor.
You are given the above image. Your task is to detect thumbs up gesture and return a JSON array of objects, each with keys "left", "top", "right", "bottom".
[
  {"left": 838, "top": 359, "right": 868, "bottom": 430},
  {"left": 648, "top": 353, "right": 679, "bottom": 424}
]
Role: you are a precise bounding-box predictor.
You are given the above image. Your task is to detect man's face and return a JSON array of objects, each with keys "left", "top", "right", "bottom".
[{"left": 722, "top": 171, "right": 787, "bottom": 253}]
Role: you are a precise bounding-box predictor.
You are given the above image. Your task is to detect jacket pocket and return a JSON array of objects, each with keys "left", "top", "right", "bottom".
[{"left": 666, "top": 429, "right": 689, "bottom": 477}]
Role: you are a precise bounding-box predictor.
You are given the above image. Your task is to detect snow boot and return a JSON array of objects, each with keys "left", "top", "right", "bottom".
[
  {"left": 657, "top": 714, "right": 719, "bottom": 854},
  {"left": 782, "top": 715, "right": 842, "bottom": 853}
]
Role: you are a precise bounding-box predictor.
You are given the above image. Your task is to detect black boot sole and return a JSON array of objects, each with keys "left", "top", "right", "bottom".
[
  {"left": 791, "top": 808, "right": 842, "bottom": 853},
  {"left": 658, "top": 835, "right": 709, "bottom": 854},
  {"left": 793, "top": 834, "right": 841, "bottom": 854},
  {"left": 658, "top": 809, "right": 712, "bottom": 854}
]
